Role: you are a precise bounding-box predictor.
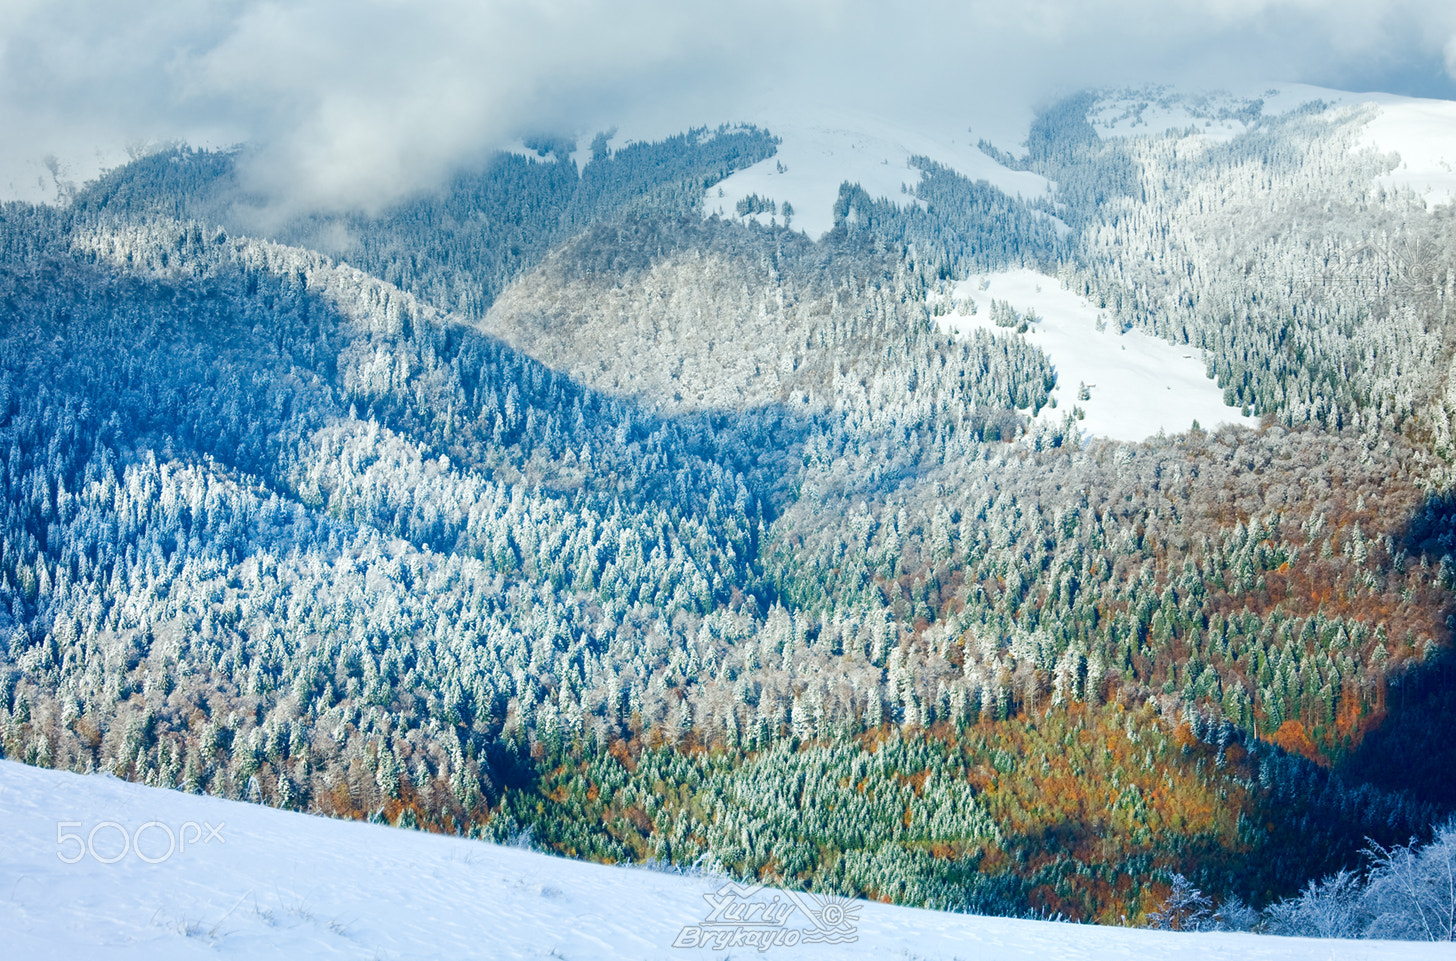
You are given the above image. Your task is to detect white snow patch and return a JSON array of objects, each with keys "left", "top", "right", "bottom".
[
  {"left": 935, "top": 269, "right": 1256, "bottom": 443},
  {"left": 1, "top": 759, "right": 1442, "bottom": 960},
  {"left": 699, "top": 105, "right": 1053, "bottom": 241},
  {"left": 1356, "top": 97, "right": 1456, "bottom": 207}
]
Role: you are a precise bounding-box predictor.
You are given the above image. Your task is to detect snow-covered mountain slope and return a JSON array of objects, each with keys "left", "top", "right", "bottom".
[
  {"left": 0, "top": 759, "right": 1442, "bottom": 961},
  {"left": 581, "top": 82, "right": 1455, "bottom": 246},
  {"left": 1089, "top": 84, "right": 1456, "bottom": 207},
  {"left": 694, "top": 106, "right": 1053, "bottom": 239},
  {"left": 1358, "top": 95, "right": 1456, "bottom": 206},
  {"left": 935, "top": 269, "right": 1257, "bottom": 442}
]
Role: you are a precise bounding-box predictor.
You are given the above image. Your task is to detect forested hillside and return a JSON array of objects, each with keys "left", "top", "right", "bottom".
[{"left": 1, "top": 102, "right": 1454, "bottom": 928}]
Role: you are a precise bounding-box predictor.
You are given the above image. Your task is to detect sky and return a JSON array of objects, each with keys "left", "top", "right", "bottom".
[{"left": 2, "top": 0, "right": 1455, "bottom": 213}]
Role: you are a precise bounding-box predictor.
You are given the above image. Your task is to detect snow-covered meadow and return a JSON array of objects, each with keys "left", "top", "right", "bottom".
[
  {"left": 2, "top": 759, "right": 1446, "bottom": 960},
  {"left": 694, "top": 106, "right": 1052, "bottom": 240},
  {"left": 933, "top": 269, "right": 1257, "bottom": 443}
]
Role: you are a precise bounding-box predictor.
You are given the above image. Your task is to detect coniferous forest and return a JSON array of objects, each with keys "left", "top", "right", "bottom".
[{"left": 2, "top": 93, "right": 1455, "bottom": 932}]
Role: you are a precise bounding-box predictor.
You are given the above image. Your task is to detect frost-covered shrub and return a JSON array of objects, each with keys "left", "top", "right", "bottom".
[
  {"left": 1261, "top": 823, "right": 1456, "bottom": 942},
  {"left": 1147, "top": 873, "right": 1211, "bottom": 931},
  {"left": 1210, "top": 895, "right": 1259, "bottom": 932},
  {"left": 1362, "top": 818, "right": 1456, "bottom": 942},
  {"left": 1263, "top": 869, "right": 1365, "bottom": 939}
]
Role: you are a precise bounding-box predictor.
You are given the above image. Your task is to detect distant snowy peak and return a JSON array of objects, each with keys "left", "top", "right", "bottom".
[
  {"left": 1089, "top": 84, "right": 1456, "bottom": 207},
  {"left": 676, "top": 83, "right": 1456, "bottom": 241},
  {"left": 695, "top": 107, "right": 1053, "bottom": 240}
]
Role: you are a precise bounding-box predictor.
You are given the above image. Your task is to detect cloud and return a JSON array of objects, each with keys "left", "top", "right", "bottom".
[{"left": 2, "top": 0, "right": 1454, "bottom": 213}]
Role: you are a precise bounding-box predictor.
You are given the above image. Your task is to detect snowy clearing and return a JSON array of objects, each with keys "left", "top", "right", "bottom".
[
  {"left": 0, "top": 760, "right": 1443, "bottom": 960},
  {"left": 1356, "top": 96, "right": 1456, "bottom": 207},
  {"left": 696, "top": 106, "right": 1053, "bottom": 240},
  {"left": 934, "top": 269, "right": 1257, "bottom": 443}
]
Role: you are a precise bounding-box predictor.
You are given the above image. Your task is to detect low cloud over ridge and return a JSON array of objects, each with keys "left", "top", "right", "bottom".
[{"left": 2, "top": 0, "right": 1455, "bottom": 212}]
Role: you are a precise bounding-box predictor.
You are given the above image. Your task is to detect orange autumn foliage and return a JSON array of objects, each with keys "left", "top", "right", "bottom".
[{"left": 1267, "top": 720, "right": 1321, "bottom": 762}]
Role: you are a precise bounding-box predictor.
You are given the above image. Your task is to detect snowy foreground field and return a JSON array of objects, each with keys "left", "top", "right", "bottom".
[{"left": 0, "top": 760, "right": 1444, "bottom": 960}]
